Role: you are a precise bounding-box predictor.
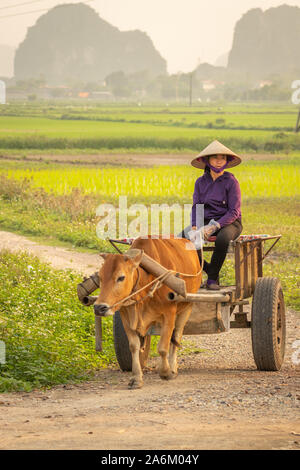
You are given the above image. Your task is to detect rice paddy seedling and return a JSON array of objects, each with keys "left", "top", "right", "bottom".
[{"left": 1, "top": 159, "right": 299, "bottom": 201}]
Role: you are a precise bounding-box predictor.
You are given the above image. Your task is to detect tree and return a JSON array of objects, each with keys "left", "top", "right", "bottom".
[{"left": 105, "top": 71, "right": 130, "bottom": 97}]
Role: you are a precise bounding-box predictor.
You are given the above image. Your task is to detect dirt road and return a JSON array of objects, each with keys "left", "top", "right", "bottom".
[
  {"left": 0, "top": 230, "right": 299, "bottom": 450},
  {"left": 0, "top": 152, "right": 290, "bottom": 168}
]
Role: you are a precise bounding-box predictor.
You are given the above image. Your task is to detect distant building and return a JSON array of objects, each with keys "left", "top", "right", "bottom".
[
  {"left": 255, "top": 80, "right": 273, "bottom": 89},
  {"left": 78, "top": 92, "right": 90, "bottom": 98},
  {"left": 90, "top": 91, "right": 114, "bottom": 101},
  {"left": 202, "top": 80, "right": 225, "bottom": 92}
]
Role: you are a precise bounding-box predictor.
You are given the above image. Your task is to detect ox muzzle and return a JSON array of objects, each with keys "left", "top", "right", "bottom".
[{"left": 94, "top": 303, "right": 114, "bottom": 317}]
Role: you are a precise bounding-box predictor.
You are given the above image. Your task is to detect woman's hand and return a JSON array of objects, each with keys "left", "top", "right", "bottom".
[
  {"left": 188, "top": 228, "right": 198, "bottom": 243},
  {"left": 203, "top": 225, "right": 217, "bottom": 240},
  {"left": 203, "top": 220, "right": 221, "bottom": 240}
]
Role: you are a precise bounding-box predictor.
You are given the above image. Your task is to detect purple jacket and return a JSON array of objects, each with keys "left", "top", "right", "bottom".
[{"left": 191, "top": 170, "right": 242, "bottom": 228}]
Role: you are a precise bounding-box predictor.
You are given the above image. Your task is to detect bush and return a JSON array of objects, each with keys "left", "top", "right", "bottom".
[{"left": 264, "top": 141, "right": 286, "bottom": 152}]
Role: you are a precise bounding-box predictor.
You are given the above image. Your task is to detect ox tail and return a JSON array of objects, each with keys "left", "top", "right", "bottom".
[{"left": 171, "top": 330, "right": 181, "bottom": 349}]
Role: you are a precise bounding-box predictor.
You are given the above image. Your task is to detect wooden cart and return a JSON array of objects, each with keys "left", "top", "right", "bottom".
[{"left": 78, "top": 235, "right": 286, "bottom": 373}]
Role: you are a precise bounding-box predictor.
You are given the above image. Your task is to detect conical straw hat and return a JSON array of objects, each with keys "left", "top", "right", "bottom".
[{"left": 191, "top": 140, "right": 242, "bottom": 169}]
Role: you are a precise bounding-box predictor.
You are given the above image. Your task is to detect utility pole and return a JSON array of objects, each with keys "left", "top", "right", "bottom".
[
  {"left": 176, "top": 72, "right": 180, "bottom": 103},
  {"left": 189, "top": 72, "right": 193, "bottom": 106},
  {"left": 295, "top": 108, "right": 300, "bottom": 133}
]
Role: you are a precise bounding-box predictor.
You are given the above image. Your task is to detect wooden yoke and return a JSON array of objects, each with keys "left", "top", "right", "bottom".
[{"left": 125, "top": 248, "right": 187, "bottom": 298}]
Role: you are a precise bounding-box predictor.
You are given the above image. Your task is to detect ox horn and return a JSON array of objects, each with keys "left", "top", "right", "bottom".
[{"left": 99, "top": 252, "right": 109, "bottom": 260}]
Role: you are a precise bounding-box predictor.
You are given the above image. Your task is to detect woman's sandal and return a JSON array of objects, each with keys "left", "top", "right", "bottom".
[{"left": 206, "top": 281, "right": 221, "bottom": 291}]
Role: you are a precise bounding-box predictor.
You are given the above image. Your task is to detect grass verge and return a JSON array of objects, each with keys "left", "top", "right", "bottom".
[{"left": 0, "top": 250, "right": 116, "bottom": 392}]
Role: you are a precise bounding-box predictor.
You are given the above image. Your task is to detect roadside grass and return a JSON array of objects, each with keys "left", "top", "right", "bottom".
[
  {"left": 0, "top": 250, "right": 116, "bottom": 393},
  {"left": 0, "top": 192, "right": 299, "bottom": 256},
  {"left": 0, "top": 250, "right": 186, "bottom": 393},
  {"left": 218, "top": 257, "right": 300, "bottom": 312}
]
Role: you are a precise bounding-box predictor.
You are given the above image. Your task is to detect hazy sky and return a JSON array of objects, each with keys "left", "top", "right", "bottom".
[{"left": 1, "top": 0, "right": 300, "bottom": 73}]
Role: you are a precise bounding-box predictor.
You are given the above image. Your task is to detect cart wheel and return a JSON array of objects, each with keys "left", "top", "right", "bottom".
[
  {"left": 251, "top": 277, "right": 286, "bottom": 371},
  {"left": 113, "top": 310, "right": 151, "bottom": 371}
]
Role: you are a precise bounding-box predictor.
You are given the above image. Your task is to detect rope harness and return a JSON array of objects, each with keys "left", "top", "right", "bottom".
[{"left": 108, "top": 245, "right": 204, "bottom": 309}]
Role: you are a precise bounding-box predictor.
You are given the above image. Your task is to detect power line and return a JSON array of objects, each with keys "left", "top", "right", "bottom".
[
  {"left": 0, "top": 1, "right": 48, "bottom": 11},
  {"left": 0, "top": 0, "right": 95, "bottom": 19},
  {"left": 0, "top": 7, "right": 49, "bottom": 19}
]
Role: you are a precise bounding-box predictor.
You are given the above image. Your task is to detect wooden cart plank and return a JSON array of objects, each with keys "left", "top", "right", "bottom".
[
  {"left": 243, "top": 243, "right": 249, "bottom": 298},
  {"left": 95, "top": 316, "right": 102, "bottom": 351},
  {"left": 257, "top": 241, "right": 263, "bottom": 277},
  {"left": 235, "top": 242, "right": 245, "bottom": 300}
]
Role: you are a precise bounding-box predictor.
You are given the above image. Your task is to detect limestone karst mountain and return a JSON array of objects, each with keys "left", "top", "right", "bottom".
[
  {"left": 14, "top": 3, "right": 167, "bottom": 84},
  {"left": 227, "top": 5, "right": 300, "bottom": 78}
]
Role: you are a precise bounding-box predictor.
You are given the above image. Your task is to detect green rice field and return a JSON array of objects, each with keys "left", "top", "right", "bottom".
[
  {"left": 1, "top": 158, "right": 299, "bottom": 200},
  {"left": 1, "top": 102, "right": 300, "bottom": 153}
]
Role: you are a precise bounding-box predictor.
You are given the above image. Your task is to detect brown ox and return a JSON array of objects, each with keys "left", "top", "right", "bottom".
[{"left": 94, "top": 235, "right": 202, "bottom": 389}]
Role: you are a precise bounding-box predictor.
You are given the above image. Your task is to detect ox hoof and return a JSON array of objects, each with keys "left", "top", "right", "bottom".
[
  {"left": 159, "top": 370, "right": 177, "bottom": 381},
  {"left": 128, "top": 378, "right": 143, "bottom": 389}
]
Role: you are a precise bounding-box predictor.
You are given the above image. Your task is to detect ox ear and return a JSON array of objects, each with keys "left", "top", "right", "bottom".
[
  {"left": 131, "top": 249, "right": 144, "bottom": 268},
  {"left": 123, "top": 248, "right": 144, "bottom": 267}
]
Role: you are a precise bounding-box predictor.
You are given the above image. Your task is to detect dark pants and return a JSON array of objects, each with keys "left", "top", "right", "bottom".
[{"left": 179, "top": 219, "right": 243, "bottom": 282}]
